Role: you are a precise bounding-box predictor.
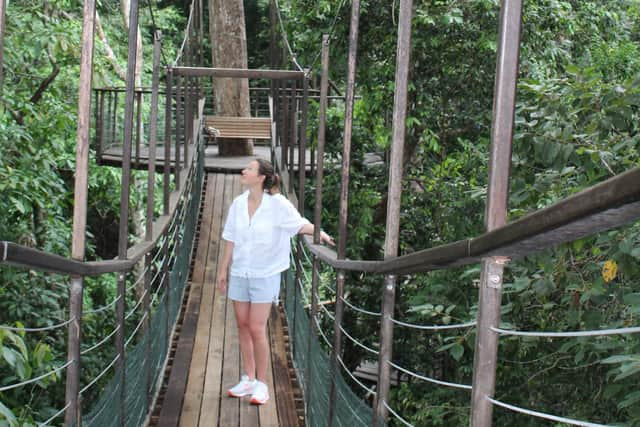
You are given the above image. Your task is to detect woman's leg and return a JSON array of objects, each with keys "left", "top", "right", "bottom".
[
  {"left": 248, "top": 302, "right": 273, "bottom": 382},
  {"left": 233, "top": 300, "right": 255, "bottom": 379}
]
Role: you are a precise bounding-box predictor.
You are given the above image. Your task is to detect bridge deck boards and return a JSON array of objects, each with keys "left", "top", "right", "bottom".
[{"left": 154, "top": 172, "right": 302, "bottom": 427}]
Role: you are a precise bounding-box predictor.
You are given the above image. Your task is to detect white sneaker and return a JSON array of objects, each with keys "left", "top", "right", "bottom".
[
  {"left": 250, "top": 380, "right": 269, "bottom": 405},
  {"left": 228, "top": 375, "right": 256, "bottom": 397}
]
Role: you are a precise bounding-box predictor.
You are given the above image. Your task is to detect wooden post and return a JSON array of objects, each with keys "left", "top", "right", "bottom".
[
  {"left": 0, "top": 0, "right": 6, "bottom": 99},
  {"left": 298, "top": 73, "right": 308, "bottom": 212},
  {"left": 373, "top": 0, "right": 413, "bottom": 423},
  {"left": 97, "top": 90, "right": 106, "bottom": 160},
  {"left": 282, "top": 86, "right": 289, "bottom": 168},
  {"left": 289, "top": 80, "right": 297, "bottom": 192},
  {"left": 143, "top": 30, "right": 162, "bottom": 406},
  {"left": 175, "top": 74, "right": 182, "bottom": 189},
  {"left": 163, "top": 69, "right": 173, "bottom": 216},
  {"left": 116, "top": 0, "right": 141, "bottom": 423},
  {"left": 329, "top": 1, "right": 360, "bottom": 424},
  {"left": 470, "top": 1, "right": 523, "bottom": 426},
  {"left": 183, "top": 76, "right": 189, "bottom": 167},
  {"left": 111, "top": 92, "right": 119, "bottom": 154},
  {"left": 135, "top": 90, "right": 143, "bottom": 167},
  {"left": 65, "top": 0, "right": 97, "bottom": 423},
  {"left": 306, "top": 35, "right": 330, "bottom": 424}
]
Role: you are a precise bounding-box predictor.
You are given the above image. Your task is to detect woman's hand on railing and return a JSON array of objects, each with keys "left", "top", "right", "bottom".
[{"left": 320, "top": 230, "right": 335, "bottom": 247}]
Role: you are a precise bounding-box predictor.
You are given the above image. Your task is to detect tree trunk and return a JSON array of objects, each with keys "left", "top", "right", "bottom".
[{"left": 209, "top": 0, "right": 252, "bottom": 156}]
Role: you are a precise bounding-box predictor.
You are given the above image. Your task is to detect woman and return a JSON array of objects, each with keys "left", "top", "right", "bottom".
[{"left": 217, "top": 158, "right": 334, "bottom": 405}]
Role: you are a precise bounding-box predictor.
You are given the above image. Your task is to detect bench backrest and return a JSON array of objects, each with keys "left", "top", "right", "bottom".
[{"left": 204, "top": 116, "right": 271, "bottom": 140}]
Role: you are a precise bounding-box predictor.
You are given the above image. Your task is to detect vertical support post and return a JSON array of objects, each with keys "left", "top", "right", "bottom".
[
  {"left": 328, "top": 3, "right": 360, "bottom": 423},
  {"left": 164, "top": 69, "right": 173, "bottom": 216},
  {"left": 373, "top": 0, "right": 413, "bottom": 423},
  {"left": 183, "top": 76, "right": 189, "bottom": 168},
  {"left": 0, "top": 0, "right": 5, "bottom": 101},
  {"left": 306, "top": 35, "right": 330, "bottom": 424},
  {"left": 135, "top": 90, "right": 143, "bottom": 167},
  {"left": 175, "top": 74, "right": 182, "bottom": 189},
  {"left": 281, "top": 86, "right": 289, "bottom": 169},
  {"left": 289, "top": 80, "right": 297, "bottom": 193},
  {"left": 97, "top": 90, "right": 106, "bottom": 160},
  {"left": 298, "top": 73, "right": 308, "bottom": 212},
  {"left": 65, "top": 0, "right": 96, "bottom": 423},
  {"left": 143, "top": 30, "right": 162, "bottom": 406},
  {"left": 116, "top": 0, "right": 141, "bottom": 423},
  {"left": 111, "top": 92, "right": 119, "bottom": 154},
  {"left": 470, "top": 1, "right": 522, "bottom": 426}
]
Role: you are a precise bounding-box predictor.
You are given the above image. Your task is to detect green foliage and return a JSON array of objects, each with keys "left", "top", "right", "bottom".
[
  {"left": 287, "top": 0, "right": 640, "bottom": 425},
  {"left": 0, "top": 0, "right": 184, "bottom": 422}
]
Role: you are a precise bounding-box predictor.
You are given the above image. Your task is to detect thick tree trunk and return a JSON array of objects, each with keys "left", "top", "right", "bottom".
[{"left": 209, "top": 0, "right": 252, "bottom": 156}]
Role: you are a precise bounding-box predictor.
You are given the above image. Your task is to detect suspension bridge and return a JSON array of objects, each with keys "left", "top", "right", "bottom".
[{"left": 1, "top": 0, "right": 640, "bottom": 426}]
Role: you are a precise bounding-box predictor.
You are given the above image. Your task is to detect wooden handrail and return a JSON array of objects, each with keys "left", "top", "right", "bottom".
[
  {"left": 5, "top": 167, "right": 638, "bottom": 279},
  {"left": 302, "top": 167, "right": 640, "bottom": 275},
  {"left": 173, "top": 66, "right": 305, "bottom": 79}
]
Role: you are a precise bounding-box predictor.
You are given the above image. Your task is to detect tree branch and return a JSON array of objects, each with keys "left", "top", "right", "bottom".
[{"left": 96, "top": 10, "right": 127, "bottom": 82}]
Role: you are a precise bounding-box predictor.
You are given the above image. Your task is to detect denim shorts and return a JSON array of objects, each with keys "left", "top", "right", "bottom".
[{"left": 228, "top": 273, "right": 281, "bottom": 304}]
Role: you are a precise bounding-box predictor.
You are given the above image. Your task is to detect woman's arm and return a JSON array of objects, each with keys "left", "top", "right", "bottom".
[
  {"left": 217, "top": 240, "right": 234, "bottom": 293},
  {"left": 298, "top": 223, "right": 335, "bottom": 246}
]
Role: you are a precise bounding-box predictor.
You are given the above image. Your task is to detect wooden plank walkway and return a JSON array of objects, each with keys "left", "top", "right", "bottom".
[{"left": 152, "top": 173, "right": 302, "bottom": 427}]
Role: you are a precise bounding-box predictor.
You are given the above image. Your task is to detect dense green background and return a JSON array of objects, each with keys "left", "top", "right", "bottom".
[{"left": 1, "top": 0, "right": 639, "bottom": 425}]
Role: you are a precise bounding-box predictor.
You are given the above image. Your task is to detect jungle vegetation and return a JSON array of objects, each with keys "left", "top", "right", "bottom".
[{"left": 1, "top": 0, "right": 639, "bottom": 425}]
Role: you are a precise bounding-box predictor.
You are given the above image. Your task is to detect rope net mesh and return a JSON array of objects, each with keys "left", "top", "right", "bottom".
[
  {"left": 283, "top": 264, "right": 387, "bottom": 427},
  {"left": 79, "top": 140, "right": 204, "bottom": 427}
]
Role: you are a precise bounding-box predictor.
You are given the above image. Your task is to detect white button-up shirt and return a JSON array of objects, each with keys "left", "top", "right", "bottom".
[{"left": 222, "top": 191, "right": 310, "bottom": 278}]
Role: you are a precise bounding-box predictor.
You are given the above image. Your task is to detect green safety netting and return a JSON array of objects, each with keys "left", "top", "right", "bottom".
[
  {"left": 284, "top": 248, "right": 387, "bottom": 427},
  {"left": 80, "top": 140, "right": 204, "bottom": 427}
]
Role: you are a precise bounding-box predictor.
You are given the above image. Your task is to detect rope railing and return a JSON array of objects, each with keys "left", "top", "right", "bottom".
[
  {"left": 314, "top": 315, "right": 334, "bottom": 349},
  {"left": 0, "top": 359, "right": 74, "bottom": 392},
  {"left": 80, "top": 325, "right": 119, "bottom": 356},
  {"left": 173, "top": 1, "right": 195, "bottom": 66},
  {"left": 337, "top": 355, "right": 377, "bottom": 396},
  {"left": 383, "top": 401, "right": 414, "bottom": 427},
  {"left": 125, "top": 311, "right": 149, "bottom": 347},
  {"left": 79, "top": 354, "right": 120, "bottom": 395},
  {"left": 341, "top": 295, "right": 381, "bottom": 317},
  {"left": 39, "top": 402, "right": 71, "bottom": 427},
  {"left": 389, "top": 316, "right": 476, "bottom": 331},
  {"left": 388, "top": 360, "right": 473, "bottom": 391},
  {"left": 0, "top": 317, "right": 75, "bottom": 332},
  {"left": 486, "top": 396, "right": 614, "bottom": 427},
  {"left": 273, "top": 0, "right": 303, "bottom": 71},
  {"left": 83, "top": 295, "right": 121, "bottom": 316},
  {"left": 339, "top": 324, "right": 379, "bottom": 356},
  {"left": 492, "top": 325, "right": 640, "bottom": 338}
]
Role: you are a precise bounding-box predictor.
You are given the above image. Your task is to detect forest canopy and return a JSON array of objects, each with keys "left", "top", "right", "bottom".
[{"left": 1, "top": 0, "right": 639, "bottom": 425}]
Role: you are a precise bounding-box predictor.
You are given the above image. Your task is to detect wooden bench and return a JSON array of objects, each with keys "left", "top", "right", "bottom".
[{"left": 203, "top": 116, "right": 271, "bottom": 142}]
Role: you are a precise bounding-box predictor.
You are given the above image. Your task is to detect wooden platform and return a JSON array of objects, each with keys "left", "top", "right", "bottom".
[
  {"left": 151, "top": 173, "right": 302, "bottom": 427},
  {"left": 100, "top": 145, "right": 311, "bottom": 173}
]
